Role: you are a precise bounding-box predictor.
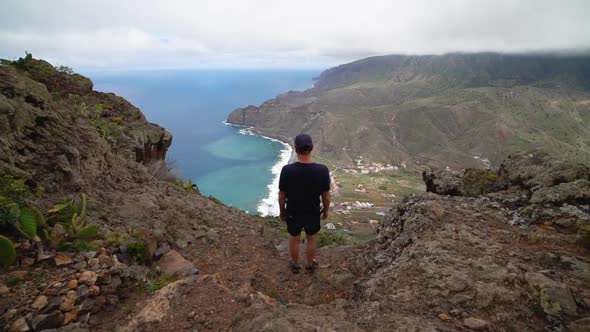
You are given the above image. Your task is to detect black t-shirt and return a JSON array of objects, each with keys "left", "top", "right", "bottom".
[{"left": 279, "top": 162, "right": 330, "bottom": 215}]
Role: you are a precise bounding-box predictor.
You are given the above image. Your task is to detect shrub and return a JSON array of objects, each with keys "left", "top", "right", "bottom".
[
  {"left": 146, "top": 160, "right": 180, "bottom": 183},
  {"left": 127, "top": 239, "right": 149, "bottom": 264},
  {"left": 317, "top": 229, "right": 348, "bottom": 247},
  {"left": 208, "top": 195, "right": 224, "bottom": 206},
  {"left": 378, "top": 185, "right": 387, "bottom": 191},
  {"left": 55, "top": 65, "right": 74, "bottom": 75},
  {"left": 111, "top": 117, "right": 124, "bottom": 125},
  {"left": 461, "top": 168, "right": 500, "bottom": 197}
]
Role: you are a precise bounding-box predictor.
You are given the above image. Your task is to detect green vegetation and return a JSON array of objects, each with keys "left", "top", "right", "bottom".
[
  {"left": 461, "top": 168, "right": 500, "bottom": 197},
  {"left": 0, "top": 235, "right": 16, "bottom": 267},
  {"left": 127, "top": 238, "right": 149, "bottom": 264},
  {"left": 106, "top": 231, "right": 130, "bottom": 247},
  {"left": 141, "top": 269, "right": 177, "bottom": 294},
  {"left": 55, "top": 65, "right": 74, "bottom": 75},
  {"left": 577, "top": 225, "right": 590, "bottom": 249},
  {"left": 182, "top": 179, "right": 198, "bottom": 193},
  {"left": 317, "top": 229, "right": 349, "bottom": 247},
  {"left": 57, "top": 239, "right": 100, "bottom": 252},
  {"left": 207, "top": 195, "right": 224, "bottom": 206},
  {"left": 268, "top": 288, "right": 279, "bottom": 299},
  {"left": 112, "top": 116, "right": 124, "bottom": 125}
]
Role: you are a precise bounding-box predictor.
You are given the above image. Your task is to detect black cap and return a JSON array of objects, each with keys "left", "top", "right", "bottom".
[{"left": 294, "top": 134, "right": 313, "bottom": 150}]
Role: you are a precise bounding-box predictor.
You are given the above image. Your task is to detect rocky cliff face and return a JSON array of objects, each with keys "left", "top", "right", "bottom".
[{"left": 228, "top": 53, "right": 590, "bottom": 168}]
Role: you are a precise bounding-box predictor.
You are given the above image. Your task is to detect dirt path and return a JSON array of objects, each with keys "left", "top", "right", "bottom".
[{"left": 104, "top": 226, "right": 362, "bottom": 331}]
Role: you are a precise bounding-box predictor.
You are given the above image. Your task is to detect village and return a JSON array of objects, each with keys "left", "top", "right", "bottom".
[{"left": 320, "top": 157, "right": 425, "bottom": 243}]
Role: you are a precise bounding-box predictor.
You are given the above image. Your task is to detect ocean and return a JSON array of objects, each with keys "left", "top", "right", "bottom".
[{"left": 88, "top": 69, "right": 318, "bottom": 215}]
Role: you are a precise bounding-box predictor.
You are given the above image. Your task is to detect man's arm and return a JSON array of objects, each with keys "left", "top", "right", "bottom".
[
  {"left": 279, "top": 191, "right": 287, "bottom": 221},
  {"left": 321, "top": 191, "right": 330, "bottom": 220}
]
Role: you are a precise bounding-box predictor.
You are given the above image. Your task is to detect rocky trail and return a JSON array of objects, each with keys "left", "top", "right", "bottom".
[{"left": 105, "top": 227, "right": 361, "bottom": 331}]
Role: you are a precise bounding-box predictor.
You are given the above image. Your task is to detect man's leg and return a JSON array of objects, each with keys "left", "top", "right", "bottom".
[
  {"left": 306, "top": 234, "right": 316, "bottom": 264},
  {"left": 289, "top": 235, "right": 300, "bottom": 263}
]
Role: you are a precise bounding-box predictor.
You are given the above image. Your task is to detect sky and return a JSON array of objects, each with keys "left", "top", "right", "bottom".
[{"left": 1, "top": 0, "right": 589, "bottom": 70}]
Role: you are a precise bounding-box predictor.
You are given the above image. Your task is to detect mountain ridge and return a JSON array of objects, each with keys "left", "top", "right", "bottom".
[{"left": 228, "top": 52, "right": 590, "bottom": 169}]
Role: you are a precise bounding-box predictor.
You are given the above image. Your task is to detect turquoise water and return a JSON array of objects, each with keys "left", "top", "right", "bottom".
[{"left": 89, "top": 69, "right": 318, "bottom": 214}]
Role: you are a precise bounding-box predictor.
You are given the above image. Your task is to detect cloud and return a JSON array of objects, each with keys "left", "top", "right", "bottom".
[{"left": 1, "top": 0, "right": 589, "bottom": 69}]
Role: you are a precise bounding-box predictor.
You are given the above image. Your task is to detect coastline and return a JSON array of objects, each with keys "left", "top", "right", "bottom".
[{"left": 222, "top": 121, "right": 293, "bottom": 217}]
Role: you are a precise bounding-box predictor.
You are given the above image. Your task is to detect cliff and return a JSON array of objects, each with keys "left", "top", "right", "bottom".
[{"left": 228, "top": 53, "right": 590, "bottom": 168}]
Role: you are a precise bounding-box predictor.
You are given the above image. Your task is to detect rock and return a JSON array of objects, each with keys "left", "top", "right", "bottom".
[
  {"left": 30, "top": 310, "right": 64, "bottom": 331},
  {"left": 103, "top": 275, "right": 121, "bottom": 294},
  {"left": 60, "top": 290, "right": 78, "bottom": 311},
  {"left": 88, "top": 258, "right": 99, "bottom": 268},
  {"left": 97, "top": 254, "right": 111, "bottom": 267},
  {"left": 206, "top": 229, "right": 218, "bottom": 242},
  {"left": 41, "top": 296, "right": 62, "bottom": 314},
  {"left": 50, "top": 224, "right": 66, "bottom": 248},
  {"left": 9, "top": 270, "right": 28, "bottom": 280},
  {"left": 96, "top": 271, "right": 111, "bottom": 285},
  {"left": 63, "top": 308, "right": 79, "bottom": 325},
  {"left": 54, "top": 253, "right": 73, "bottom": 267},
  {"left": 464, "top": 317, "right": 489, "bottom": 330},
  {"left": 45, "top": 288, "right": 59, "bottom": 296},
  {"left": 77, "top": 284, "right": 89, "bottom": 299},
  {"left": 526, "top": 272, "right": 578, "bottom": 317},
  {"left": 79, "top": 271, "right": 98, "bottom": 285},
  {"left": 569, "top": 317, "right": 590, "bottom": 332},
  {"left": 5, "top": 308, "right": 17, "bottom": 319},
  {"left": 31, "top": 295, "right": 48, "bottom": 311},
  {"left": 106, "top": 294, "right": 119, "bottom": 305},
  {"left": 154, "top": 242, "right": 171, "bottom": 259},
  {"left": 438, "top": 313, "right": 452, "bottom": 321},
  {"left": 67, "top": 279, "right": 78, "bottom": 289},
  {"left": 79, "top": 251, "right": 97, "bottom": 260},
  {"left": 156, "top": 250, "right": 198, "bottom": 277},
  {"left": 9, "top": 317, "right": 30, "bottom": 332},
  {"left": 89, "top": 285, "right": 100, "bottom": 297},
  {"left": 22, "top": 257, "right": 35, "bottom": 267},
  {"left": 0, "top": 283, "right": 9, "bottom": 297},
  {"left": 72, "top": 261, "right": 87, "bottom": 271},
  {"left": 41, "top": 322, "right": 89, "bottom": 332}
]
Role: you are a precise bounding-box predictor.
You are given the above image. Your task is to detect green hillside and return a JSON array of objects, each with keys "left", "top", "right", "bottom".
[{"left": 228, "top": 53, "right": 590, "bottom": 168}]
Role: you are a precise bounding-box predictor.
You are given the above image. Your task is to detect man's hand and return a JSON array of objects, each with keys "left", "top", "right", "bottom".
[
  {"left": 321, "top": 191, "right": 330, "bottom": 220},
  {"left": 278, "top": 191, "right": 287, "bottom": 221}
]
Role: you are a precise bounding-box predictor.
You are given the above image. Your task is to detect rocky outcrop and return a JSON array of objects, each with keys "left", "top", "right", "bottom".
[
  {"left": 0, "top": 61, "right": 173, "bottom": 194},
  {"left": 355, "top": 151, "right": 590, "bottom": 331}
]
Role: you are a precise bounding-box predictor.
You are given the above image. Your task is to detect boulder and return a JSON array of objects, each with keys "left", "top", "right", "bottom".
[
  {"left": 30, "top": 310, "right": 64, "bottom": 331},
  {"left": 464, "top": 317, "right": 489, "bottom": 330},
  {"left": 79, "top": 271, "right": 98, "bottom": 286},
  {"left": 60, "top": 290, "right": 78, "bottom": 312},
  {"left": 9, "top": 317, "right": 30, "bottom": 332},
  {"left": 526, "top": 272, "right": 577, "bottom": 317},
  {"left": 156, "top": 250, "right": 198, "bottom": 277},
  {"left": 31, "top": 295, "right": 48, "bottom": 311}
]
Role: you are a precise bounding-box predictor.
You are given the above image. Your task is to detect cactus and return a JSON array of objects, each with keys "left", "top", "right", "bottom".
[
  {"left": 0, "top": 235, "right": 16, "bottom": 267},
  {"left": 75, "top": 224, "right": 99, "bottom": 240}
]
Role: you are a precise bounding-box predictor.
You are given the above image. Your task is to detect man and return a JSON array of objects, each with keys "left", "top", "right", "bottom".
[{"left": 278, "top": 134, "right": 330, "bottom": 274}]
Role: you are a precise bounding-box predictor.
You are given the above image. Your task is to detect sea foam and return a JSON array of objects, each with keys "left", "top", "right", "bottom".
[{"left": 223, "top": 121, "right": 292, "bottom": 216}]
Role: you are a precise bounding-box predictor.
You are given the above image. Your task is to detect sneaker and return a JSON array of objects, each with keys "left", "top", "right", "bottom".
[
  {"left": 289, "top": 261, "right": 301, "bottom": 274},
  {"left": 305, "top": 260, "right": 319, "bottom": 274}
]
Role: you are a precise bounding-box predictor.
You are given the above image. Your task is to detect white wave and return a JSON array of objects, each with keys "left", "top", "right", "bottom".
[
  {"left": 256, "top": 141, "right": 292, "bottom": 217},
  {"left": 225, "top": 120, "right": 292, "bottom": 216}
]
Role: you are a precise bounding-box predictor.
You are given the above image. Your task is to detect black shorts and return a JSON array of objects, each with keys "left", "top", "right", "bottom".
[{"left": 286, "top": 213, "right": 321, "bottom": 236}]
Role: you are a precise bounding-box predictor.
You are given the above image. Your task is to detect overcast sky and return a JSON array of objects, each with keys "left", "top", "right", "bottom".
[{"left": 1, "top": 0, "right": 589, "bottom": 70}]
